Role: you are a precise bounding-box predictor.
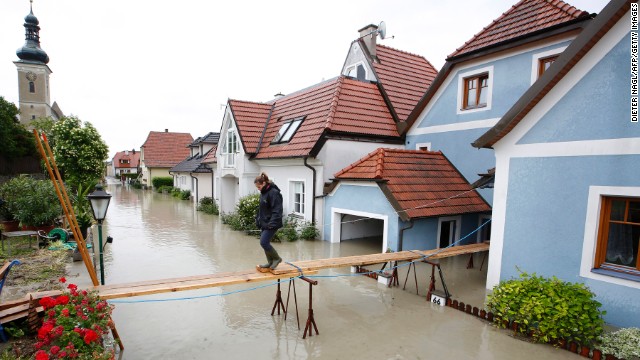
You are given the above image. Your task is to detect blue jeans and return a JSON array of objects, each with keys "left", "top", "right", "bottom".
[{"left": 260, "top": 229, "right": 277, "bottom": 252}]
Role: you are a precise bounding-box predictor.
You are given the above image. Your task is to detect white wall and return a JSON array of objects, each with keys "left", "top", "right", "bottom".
[{"left": 317, "top": 139, "right": 403, "bottom": 182}]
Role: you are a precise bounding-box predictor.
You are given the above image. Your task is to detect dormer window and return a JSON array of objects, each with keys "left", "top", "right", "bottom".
[
  {"left": 346, "top": 63, "right": 367, "bottom": 81},
  {"left": 272, "top": 117, "right": 304, "bottom": 144}
]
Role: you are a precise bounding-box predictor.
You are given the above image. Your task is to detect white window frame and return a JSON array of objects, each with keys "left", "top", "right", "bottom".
[
  {"left": 456, "top": 66, "right": 494, "bottom": 115},
  {"left": 290, "top": 180, "right": 305, "bottom": 216},
  {"left": 223, "top": 128, "right": 238, "bottom": 168},
  {"left": 530, "top": 46, "right": 567, "bottom": 84},
  {"left": 581, "top": 186, "right": 640, "bottom": 289},
  {"left": 437, "top": 216, "right": 462, "bottom": 248},
  {"left": 416, "top": 142, "right": 432, "bottom": 151},
  {"left": 344, "top": 61, "right": 368, "bottom": 79}
]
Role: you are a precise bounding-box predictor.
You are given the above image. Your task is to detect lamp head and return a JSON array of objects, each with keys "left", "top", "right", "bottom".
[{"left": 87, "top": 184, "right": 111, "bottom": 222}]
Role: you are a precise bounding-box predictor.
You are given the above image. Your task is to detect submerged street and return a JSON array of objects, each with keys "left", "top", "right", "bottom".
[{"left": 67, "top": 181, "right": 580, "bottom": 359}]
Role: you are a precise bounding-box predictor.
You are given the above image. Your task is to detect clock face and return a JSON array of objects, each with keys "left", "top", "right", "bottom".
[{"left": 26, "top": 71, "right": 37, "bottom": 81}]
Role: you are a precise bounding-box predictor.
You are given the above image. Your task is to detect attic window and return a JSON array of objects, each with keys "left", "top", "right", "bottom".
[
  {"left": 272, "top": 117, "right": 304, "bottom": 144},
  {"left": 538, "top": 55, "right": 559, "bottom": 78},
  {"left": 346, "top": 63, "right": 367, "bottom": 81},
  {"left": 463, "top": 73, "right": 488, "bottom": 110}
]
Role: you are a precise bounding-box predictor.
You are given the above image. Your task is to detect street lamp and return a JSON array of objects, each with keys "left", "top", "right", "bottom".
[{"left": 87, "top": 184, "right": 111, "bottom": 285}]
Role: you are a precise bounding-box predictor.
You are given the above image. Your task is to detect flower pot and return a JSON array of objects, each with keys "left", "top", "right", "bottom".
[{"left": 1, "top": 220, "right": 20, "bottom": 232}]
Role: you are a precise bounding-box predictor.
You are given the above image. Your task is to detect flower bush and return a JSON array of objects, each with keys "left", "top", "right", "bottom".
[{"left": 34, "top": 277, "right": 115, "bottom": 360}]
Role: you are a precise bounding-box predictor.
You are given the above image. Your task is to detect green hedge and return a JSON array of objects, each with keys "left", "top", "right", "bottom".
[
  {"left": 151, "top": 176, "right": 173, "bottom": 189},
  {"left": 197, "top": 197, "right": 219, "bottom": 215},
  {"left": 486, "top": 272, "right": 604, "bottom": 345}
]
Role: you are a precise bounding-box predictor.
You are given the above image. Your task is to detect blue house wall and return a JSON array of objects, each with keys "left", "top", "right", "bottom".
[
  {"left": 495, "top": 28, "right": 640, "bottom": 327},
  {"left": 407, "top": 41, "right": 573, "bottom": 206}
]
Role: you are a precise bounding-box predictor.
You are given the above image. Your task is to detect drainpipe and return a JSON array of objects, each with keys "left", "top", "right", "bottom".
[
  {"left": 190, "top": 173, "right": 198, "bottom": 203},
  {"left": 398, "top": 220, "right": 414, "bottom": 252},
  {"left": 303, "top": 157, "right": 316, "bottom": 224}
]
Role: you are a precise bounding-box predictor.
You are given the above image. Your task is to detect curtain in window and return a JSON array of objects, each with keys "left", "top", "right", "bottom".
[{"left": 606, "top": 223, "right": 634, "bottom": 265}]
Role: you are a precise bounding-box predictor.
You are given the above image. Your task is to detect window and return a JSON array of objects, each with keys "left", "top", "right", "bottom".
[
  {"left": 29, "top": 81, "right": 35, "bottom": 93},
  {"left": 595, "top": 197, "right": 640, "bottom": 277},
  {"left": 224, "top": 129, "right": 238, "bottom": 154},
  {"left": 272, "top": 117, "right": 304, "bottom": 144},
  {"left": 346, "top": 64, "right": 366, "bottom": 80},
  {"left": 538, "top": 55, "right": 558, "bottom": 78},
  {"left": 292, "top": 181, "right": 305, "bottom": 215},
  {"left": 463, "top": 74, "right": 488, "bottom": 110}
]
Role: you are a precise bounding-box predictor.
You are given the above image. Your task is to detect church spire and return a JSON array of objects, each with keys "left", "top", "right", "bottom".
[{"left": 16, "top": 0, "right": 49, "bottom": 64}]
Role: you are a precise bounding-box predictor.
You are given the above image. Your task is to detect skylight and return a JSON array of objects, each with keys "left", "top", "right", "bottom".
[{"left": 272, "top": 116, "right": 304, "bottom": 144}]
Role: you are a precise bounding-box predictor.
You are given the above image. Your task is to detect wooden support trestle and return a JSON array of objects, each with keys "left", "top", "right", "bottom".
[
  {"left": 271, "top": 279, "right": 286, "bottom": 316},
  {"left": 300, "top": 277, "right": 318, "bottom": 339}
]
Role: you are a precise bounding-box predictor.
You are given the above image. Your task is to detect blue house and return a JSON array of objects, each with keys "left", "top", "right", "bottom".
[
  {"left": 473, "top": 0, "right": 639, "bottom": 328},
  {"left": 405, "top": 0, "right": 594, "bottom": 206},
  {"left": 323, "top": 148, "right": 490, "bottom": 252}
]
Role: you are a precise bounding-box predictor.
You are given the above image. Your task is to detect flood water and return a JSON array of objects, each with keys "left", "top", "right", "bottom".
[{"left": 66, "top": 181, "right": 580, "bottom": 359}]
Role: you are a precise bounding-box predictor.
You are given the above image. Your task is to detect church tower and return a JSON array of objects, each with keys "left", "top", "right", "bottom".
[{"left": 14, "top": 1, "right": 59, "bottom": 124}]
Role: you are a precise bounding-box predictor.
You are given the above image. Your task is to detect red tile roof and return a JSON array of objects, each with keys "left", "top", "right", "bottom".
[
  {"left": 228, "top": 100, "right": 273, "bottom": 154},
  {"left": 448, "top": 0, "right": 589, "bottom": 58},
  {"left": 373, "top": 44, "right": 438, "bottom": 123},
  {"left": 140, "top": 131, "right": 194, "bottom": 168},
  {"left": 112, "top": 150, "right": 140, "bottom": 169},
  {"left": 334, "top": 148, "right": 490, "bottom": 219},
  {"left": 230, "top": 76, "right": 398, "bottom": 159}
]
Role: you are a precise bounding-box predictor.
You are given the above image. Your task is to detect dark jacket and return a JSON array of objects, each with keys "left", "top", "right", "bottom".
[{"left": 255, "top": 183, "right": 283, "bottom": 230}]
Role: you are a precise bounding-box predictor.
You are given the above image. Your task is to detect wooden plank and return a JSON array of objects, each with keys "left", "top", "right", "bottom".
[{"left": 97, "top": 269, "right": 318, "bottom": 300}]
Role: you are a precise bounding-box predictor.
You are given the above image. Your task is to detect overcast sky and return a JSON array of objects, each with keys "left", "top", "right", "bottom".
[{"left": 1, "top": 0, "right": 609, "bottom": 159}]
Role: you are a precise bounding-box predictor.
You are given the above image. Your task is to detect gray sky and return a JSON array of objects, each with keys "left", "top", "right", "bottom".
[{"left": 1, "top": 0, "right": 609, "bottom": 159}]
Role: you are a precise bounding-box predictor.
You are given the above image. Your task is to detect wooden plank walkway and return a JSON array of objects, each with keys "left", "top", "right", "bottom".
[{"left": 0, "top": 242, "right": 489, "bottom": 321}]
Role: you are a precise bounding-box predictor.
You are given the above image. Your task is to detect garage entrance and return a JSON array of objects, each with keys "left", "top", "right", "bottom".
[{"left": 330, "top": 208, "right": 388, "bottom": 253}]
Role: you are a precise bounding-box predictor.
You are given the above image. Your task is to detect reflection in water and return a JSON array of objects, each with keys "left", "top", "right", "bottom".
[{"left": 66, "top": 182, "right": 578, "bottom": 359}]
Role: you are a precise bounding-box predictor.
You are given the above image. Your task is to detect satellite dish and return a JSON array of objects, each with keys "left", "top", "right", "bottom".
[{"left": 378, "top": 21, "right": 386, "bottom": 39}]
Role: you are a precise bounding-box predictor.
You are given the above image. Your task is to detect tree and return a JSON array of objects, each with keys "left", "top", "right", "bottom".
[
  {"left": 0, "top": 96, "right": 36, "bottom": 159},
  {"left": 51, "top": 116, "right": 109, "bottom": 187}
]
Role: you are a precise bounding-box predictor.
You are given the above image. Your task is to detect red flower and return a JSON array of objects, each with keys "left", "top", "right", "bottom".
[
  {"left": 38, "top": 323, "right": 54, "bottom": 340},
  {"left": 49, "top": 345, "right": 60, "bottom": 355},
  {"left": 56, "top": 295, "right": 70, "bottom": 305},
  {"left": 59, "top": 277, "right": 66, "bottom": 283},
  {"left": 35, "top": 350, "right": 49, "bottom": 360},
  {"left": 67, "top": 283, "right": 78, "bottom": 291},
  {"left": 83, "top": 329, "right": 99, "bottom": 344},
  {"left": 59, "top": 351, "right": 67, "bottom": 357},
  {"left": 61, "top": 308, "right": 70, "bottom": 317},
  {"left": 39, "top": 297, "right": 56, "bottom": 310}
]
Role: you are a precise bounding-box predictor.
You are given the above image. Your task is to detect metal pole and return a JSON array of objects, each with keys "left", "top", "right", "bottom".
[{"left": 98, "top": 221, "right": 105, "bottom": 285}]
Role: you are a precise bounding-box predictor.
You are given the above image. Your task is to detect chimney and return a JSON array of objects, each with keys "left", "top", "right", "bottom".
[
  {"left": 165, "top": 129, "right": 168, "bottom": 132},
  {"left": 132, "top": 148, "right": 136, "bottom": 154},
  {"left": 358, "top": 24, "right": 378, "bottom": 58},
  {"left": 125, "top": 150, "right": 129, "bottom": 156}
]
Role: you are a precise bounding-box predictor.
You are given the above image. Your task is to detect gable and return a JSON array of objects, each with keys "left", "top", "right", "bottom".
[
  {"left": 141, "top": 131, "right": 193, "bottom": 168},
  {"left": 228, "top": 100, "right": 272, "bottom": 154},
  {"left": 518, "top": 36, "right": 636, "bottom": 144},
  {"left": 341, "top": 42, "right": 376, "bottom": 82}
]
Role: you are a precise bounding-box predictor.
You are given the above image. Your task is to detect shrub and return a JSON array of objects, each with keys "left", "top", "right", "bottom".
[
  {"left": 179, "top": 190, "right": 191, "bottom": 200},
  {"left": 0, "top": 175, "right": 62, "bottom": 227},
  {"left": 486, "top": 272, "right": 604, "bottom": 345},
  {"left": 197, "top": 197, "right": 219, "bottom": 215},
  {"left": 35, "top": 277, "right": 115, "bottom": 359},
  {"left": 220, "top": 194, "right": 259, "bottom": 234},
  {"left": 171, "top": 187, "right": 182, "bottom": 198},
  {"left": 156, "top": 185, "right": 172, "bottom": 194},
  {"left": 131, "top": 181, "right": 142, "bottom": 189},
  {"left": 277, "top": 217, "right": 298, "bottom": 242},
  {"left": 151, "top": 176, "right": 173, "bottom": 189},
  {"left": 598, "top": 327, "right": 640, "bottom": 359},
  {"left": 299, "top": 221, "right": 319, "bottom": 240}
]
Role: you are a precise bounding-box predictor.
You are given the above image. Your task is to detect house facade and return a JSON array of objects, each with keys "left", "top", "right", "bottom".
[
  {"left": 215, "top": 26, "right": 437, "bottom": 240},
  {"left": 405, "top": 0, "right": 594, "bottom": 206},
  {"left": 324, "top": 149, "right": 490, "bottom": 252},
  {"left": 473, "top": 0, "right": 639, "bottom": 328},
  {"left": 139, "top": 130, "right": 193, "bottom": 189},
  {"left": 112, "top": 149, "right": 140, "bottom": 178},
  {"left": 170, "top": 132, "right": 219, "bottom": 203}
]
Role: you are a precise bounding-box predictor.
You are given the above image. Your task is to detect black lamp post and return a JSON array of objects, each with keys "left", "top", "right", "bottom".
[{"left": 87, "top": 184, "right": 111, "bottom": 285}]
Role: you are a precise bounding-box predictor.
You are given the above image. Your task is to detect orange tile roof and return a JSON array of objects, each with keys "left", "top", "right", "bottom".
[
  {"left": 373, "top": 44, "right": 438, "bottom": 123},
  {"left": 231, "top": 76, "right": 398, "bottom": 160},
  {"left": 448, "top": 0, "right": 589, "bottom": 59},
  {"left": 334, "top": 148, "right": 490, "bottom": 219},
  {"left": 112, "top": 150, "right": 140, "bottom": 169},
  {"left": 140, "top": 131, "right": 194, "bottom": 168},
  {"left": 228, "top": 100, "right": 273, "bottom": 154}
]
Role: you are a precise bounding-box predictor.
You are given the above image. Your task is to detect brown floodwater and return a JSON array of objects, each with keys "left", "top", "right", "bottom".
[{"left": 66, "top": 180, "right": 580, "bottom": 359}]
